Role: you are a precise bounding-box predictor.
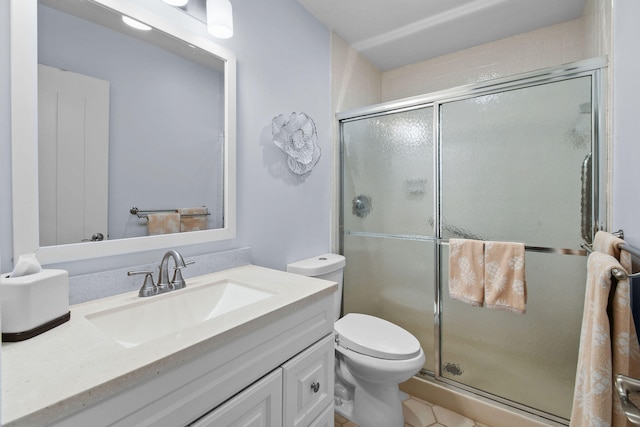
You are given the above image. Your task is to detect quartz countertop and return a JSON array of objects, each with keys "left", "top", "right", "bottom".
[{"left": 1, "top": 265, "right": 336, "bottom": 426}]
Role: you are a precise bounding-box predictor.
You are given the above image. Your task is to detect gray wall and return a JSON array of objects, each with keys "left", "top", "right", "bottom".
[
  {"left": 223, "top": 0, "right": 332, "bottom": 270},
  {"left": 1, "top": 0, "right": 9, "bottom": 420},
  {"left": 0, "top": 0, "right": 332, "bottom": 277},
  {"left": 612, "top": 0, "right": 640, "bottom": 248},
  {"left": 1, "top": 1, "right": 11, "bottom": 279}
]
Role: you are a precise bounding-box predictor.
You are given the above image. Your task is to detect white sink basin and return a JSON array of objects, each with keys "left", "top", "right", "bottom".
[{"left": 86, "top": 280, "right": 274, "bottom": 348}]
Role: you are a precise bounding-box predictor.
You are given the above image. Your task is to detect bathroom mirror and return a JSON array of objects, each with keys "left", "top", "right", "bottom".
[{"left": 10, "top": 0, "right": 236, "bottom": 264}]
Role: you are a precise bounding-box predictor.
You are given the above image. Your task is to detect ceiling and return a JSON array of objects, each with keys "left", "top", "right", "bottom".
[{"left": 296, "top": 0, "right": 586, "bottom": 71}]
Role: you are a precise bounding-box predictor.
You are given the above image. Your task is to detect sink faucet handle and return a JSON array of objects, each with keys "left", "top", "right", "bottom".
[
  {"left": 128, "top": 270, "right": 157, "bottom": 297},
  {"left": 171, "top": 260, "right": 193, "bottom": 290}
]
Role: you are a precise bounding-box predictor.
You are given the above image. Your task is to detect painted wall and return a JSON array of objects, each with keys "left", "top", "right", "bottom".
[
  {"left": 0, "top": 0, "right": 8, "bottom": 421},
  {"left": 611, "top": 0, "right": 640, "bottom": 248},
  {"left": 1, "top": 2, "right": 11, "bottom": 280},
  {"left": 217, "top": 0, "right": 332, "bottom": 269},
  {"left": 0, "top": 0, "right": 331, "bottom": 277}
]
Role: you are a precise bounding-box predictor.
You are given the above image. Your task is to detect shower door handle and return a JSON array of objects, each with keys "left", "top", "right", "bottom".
[
  {"left": 615, "top": 374, "right": 640, "bottom": 425},
  {"left": 580, "top": 152, "right": 593, "bottom": 245}
]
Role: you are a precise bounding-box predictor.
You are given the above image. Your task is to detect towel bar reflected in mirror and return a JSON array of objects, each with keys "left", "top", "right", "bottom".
[{"left": 130, "top": 207, "right": 211, "bottom": 219}]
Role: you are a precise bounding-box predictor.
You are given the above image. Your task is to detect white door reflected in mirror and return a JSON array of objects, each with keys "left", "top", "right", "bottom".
[{"left": 38, "top": 64, "right": 110, "bottom": 245}]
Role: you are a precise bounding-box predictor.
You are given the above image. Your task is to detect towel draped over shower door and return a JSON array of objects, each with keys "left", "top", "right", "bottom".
[{"left": 571, "top": 232, "right": 640, "bottom": 427}]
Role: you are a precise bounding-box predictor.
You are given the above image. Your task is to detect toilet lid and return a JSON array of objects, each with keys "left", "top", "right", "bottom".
[{"left": 334, "top": 313, "right": 422, "bottom": 360}]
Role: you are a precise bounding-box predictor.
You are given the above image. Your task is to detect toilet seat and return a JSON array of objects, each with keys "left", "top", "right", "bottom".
[{"left": 335, "top": 313, "right": 421, "bottom": 360}]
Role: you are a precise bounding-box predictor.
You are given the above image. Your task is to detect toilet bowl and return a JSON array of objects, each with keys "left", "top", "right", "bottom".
[{"left": 286, "top": 254, "right": 425, "bottom": 427}]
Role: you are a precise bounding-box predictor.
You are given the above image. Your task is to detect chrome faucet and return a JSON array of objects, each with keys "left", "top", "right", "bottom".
[
  {"left": 157, "top": 250, "right": 188, "bottom": 292},
  {"left": 128, "top": 250, "right": 193, "bottom": 297}
]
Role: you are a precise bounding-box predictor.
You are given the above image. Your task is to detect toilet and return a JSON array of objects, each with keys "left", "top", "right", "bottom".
[{"left": 286, "top": 254, "right": 425, "bottom": 427}]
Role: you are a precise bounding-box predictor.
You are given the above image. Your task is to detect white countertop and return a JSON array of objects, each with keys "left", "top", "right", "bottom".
[{"left": 1, "top": 265, "right": 337, "bottom": 426}]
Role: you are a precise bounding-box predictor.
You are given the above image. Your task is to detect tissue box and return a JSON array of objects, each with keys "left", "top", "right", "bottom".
[{"left": 1, "top": 269, "right": 70, "bottom": 341}]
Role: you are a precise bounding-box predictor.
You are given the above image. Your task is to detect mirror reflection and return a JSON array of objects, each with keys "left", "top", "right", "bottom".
[{"left": 37, "top": 0, "right": 226, "bottom": 246}]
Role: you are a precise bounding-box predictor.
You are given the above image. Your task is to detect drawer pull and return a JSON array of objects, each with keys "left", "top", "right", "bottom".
[{"left": 310, "top": 382, "right": 320, "bottom": 393}]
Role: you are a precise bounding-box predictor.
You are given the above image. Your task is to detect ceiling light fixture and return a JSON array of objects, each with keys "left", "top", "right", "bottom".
[
  {"left": 207, "top": 0, "right": 233, "bottom": 39},
  {"left": 162, "top": 0, "right": 189, "bottom": 6},
  {"left": 122, "top": 16, "right": 152, "bottom": 31}
]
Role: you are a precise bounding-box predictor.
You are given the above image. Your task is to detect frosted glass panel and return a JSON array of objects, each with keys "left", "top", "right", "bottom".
[
  {"left": 441, "top": 246, "right": 586, "bottom": 419},
  {"left": 342, "top": 107, "right": 434, "bottom": 236},
  {"left": 441, "top": 77, "right": 592, "bottom": 248},
  {"left": 343, "top": 235, "right": 436, "bottom": 372}
]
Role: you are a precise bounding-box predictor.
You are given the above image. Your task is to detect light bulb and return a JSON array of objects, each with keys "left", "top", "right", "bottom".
[
  {"left": 162, "top": 0, "right": 189, "bottom": 6},
  {"left": 122, "top": 16, "right": 152, "bottom": 31},
  {"left": 207, "top": 0, "right": 233, "bottom": 39}
]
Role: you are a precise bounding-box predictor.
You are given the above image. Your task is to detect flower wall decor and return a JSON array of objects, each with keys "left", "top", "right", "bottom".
[{"left": 272, "top": 112, "right": 321, "bottom": 175}]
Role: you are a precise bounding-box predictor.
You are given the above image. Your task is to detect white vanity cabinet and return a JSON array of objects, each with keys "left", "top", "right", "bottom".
[
  {"left": 190, "top": 334, "right": 334, "bottom": 427},
  {"left": 188, "top": 369, "right": 284, "bottom": 426},
  {"left": 282, "top": 335, "right": 334, "bottom": 426},
  {"left": 2, "top": 266, "right": 337, "bottom": 427},
  {"left": 38, "top": 286, "right": 335, "bottom": 427}
]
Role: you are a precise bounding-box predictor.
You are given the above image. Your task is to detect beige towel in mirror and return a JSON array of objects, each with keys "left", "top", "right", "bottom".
[
  {"left": 146, "top": 212, "right": 180, "bottom": 235},
  {"left": 178, "top": 207, "right": 208, "bottom": 232}
]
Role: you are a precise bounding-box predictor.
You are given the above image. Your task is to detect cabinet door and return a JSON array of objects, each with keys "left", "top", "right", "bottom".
[
  {"left": 282, "top": 334, "right": 334, "bottom": 427},
  {"left": 189, "top": 369, "right": 282, "bottom": 427}
]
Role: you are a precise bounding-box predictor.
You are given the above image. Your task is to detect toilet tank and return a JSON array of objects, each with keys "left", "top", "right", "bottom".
[{"left": 286, "top": 253, "right": 345, "bottom": 321}]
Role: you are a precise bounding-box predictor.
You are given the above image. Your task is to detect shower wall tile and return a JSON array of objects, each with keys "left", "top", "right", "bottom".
[
  {"left": 331, "top": 33, "right": 383, "bottom": 113},
  {"left": 381, "top": 17, "right": 588, "bottom": 101},
  {"left": 583, "top": 0, "right": 611, "bottom": 58},
  {"left": 330, "top": 33, "right": 383, "bottom": 250}
]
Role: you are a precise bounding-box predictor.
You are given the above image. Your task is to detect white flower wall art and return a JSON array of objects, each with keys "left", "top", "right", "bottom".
[{"left": 272, "top": 112, "right": 321, "bottom": 175}]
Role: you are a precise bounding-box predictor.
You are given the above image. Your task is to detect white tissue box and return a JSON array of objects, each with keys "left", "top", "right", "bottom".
[{"left": 1, "top": 269, "right": 70, "bottom": 341}]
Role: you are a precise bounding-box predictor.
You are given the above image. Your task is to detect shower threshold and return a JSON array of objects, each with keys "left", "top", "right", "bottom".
[{"left": 404, "top": 373, "right": 569, "bottom": 427}]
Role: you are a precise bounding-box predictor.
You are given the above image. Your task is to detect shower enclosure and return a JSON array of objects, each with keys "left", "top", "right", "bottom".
[{"left": 338, "top": 58, "right": 606, "bottom": 424}]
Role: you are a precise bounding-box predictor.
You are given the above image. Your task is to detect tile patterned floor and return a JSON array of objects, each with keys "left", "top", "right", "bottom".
[{"left": 334, "top": 396, "right": 491, "bottom": 427}]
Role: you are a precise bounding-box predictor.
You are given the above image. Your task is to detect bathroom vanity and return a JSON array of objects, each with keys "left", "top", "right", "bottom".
[{"left": 1, "top": 265, "right": 336, "bottom": 426}]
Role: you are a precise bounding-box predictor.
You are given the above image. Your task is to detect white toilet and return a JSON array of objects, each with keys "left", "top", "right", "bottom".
[{"left": 287, "top": 254, "right": 425, "bottom": 427}]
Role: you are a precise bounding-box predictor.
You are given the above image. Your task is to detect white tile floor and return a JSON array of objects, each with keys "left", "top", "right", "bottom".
[{"left": 334, "top": 395, "right": 491, "bottom": 427}]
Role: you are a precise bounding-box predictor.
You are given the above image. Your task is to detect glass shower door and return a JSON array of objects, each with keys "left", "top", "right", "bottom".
[
  {"left": 341, "top": 106, "right": 436, "bottom": 372},
  {"left": 439, "top": 76, "right": 593, "bottom": 419}
]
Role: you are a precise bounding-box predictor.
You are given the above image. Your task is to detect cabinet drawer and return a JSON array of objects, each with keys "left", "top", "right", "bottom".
[
  {"left": 308, "top": 403, "right": 334, "bottom": 427},
  {"left": 189, "top": 369, "right": 282, "bottom": 427},
  {"left": 282, "top": 334, "right": 334, "bottom": 427}
]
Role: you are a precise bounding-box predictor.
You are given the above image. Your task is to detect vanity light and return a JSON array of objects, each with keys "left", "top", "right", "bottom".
[
  {"left": 122, "top": 16, "right": 152, "bottom": 31},
  {"left": 207, "top": 0, "right": 233, "bottom": 39},
  {"left": 162, "top": 0, "right": 189, "bottom": 6}
]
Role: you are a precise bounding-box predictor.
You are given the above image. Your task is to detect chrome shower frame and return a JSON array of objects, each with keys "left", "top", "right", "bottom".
[{"left": 337, "top": 57, "right": 608, "bottom": 425}]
